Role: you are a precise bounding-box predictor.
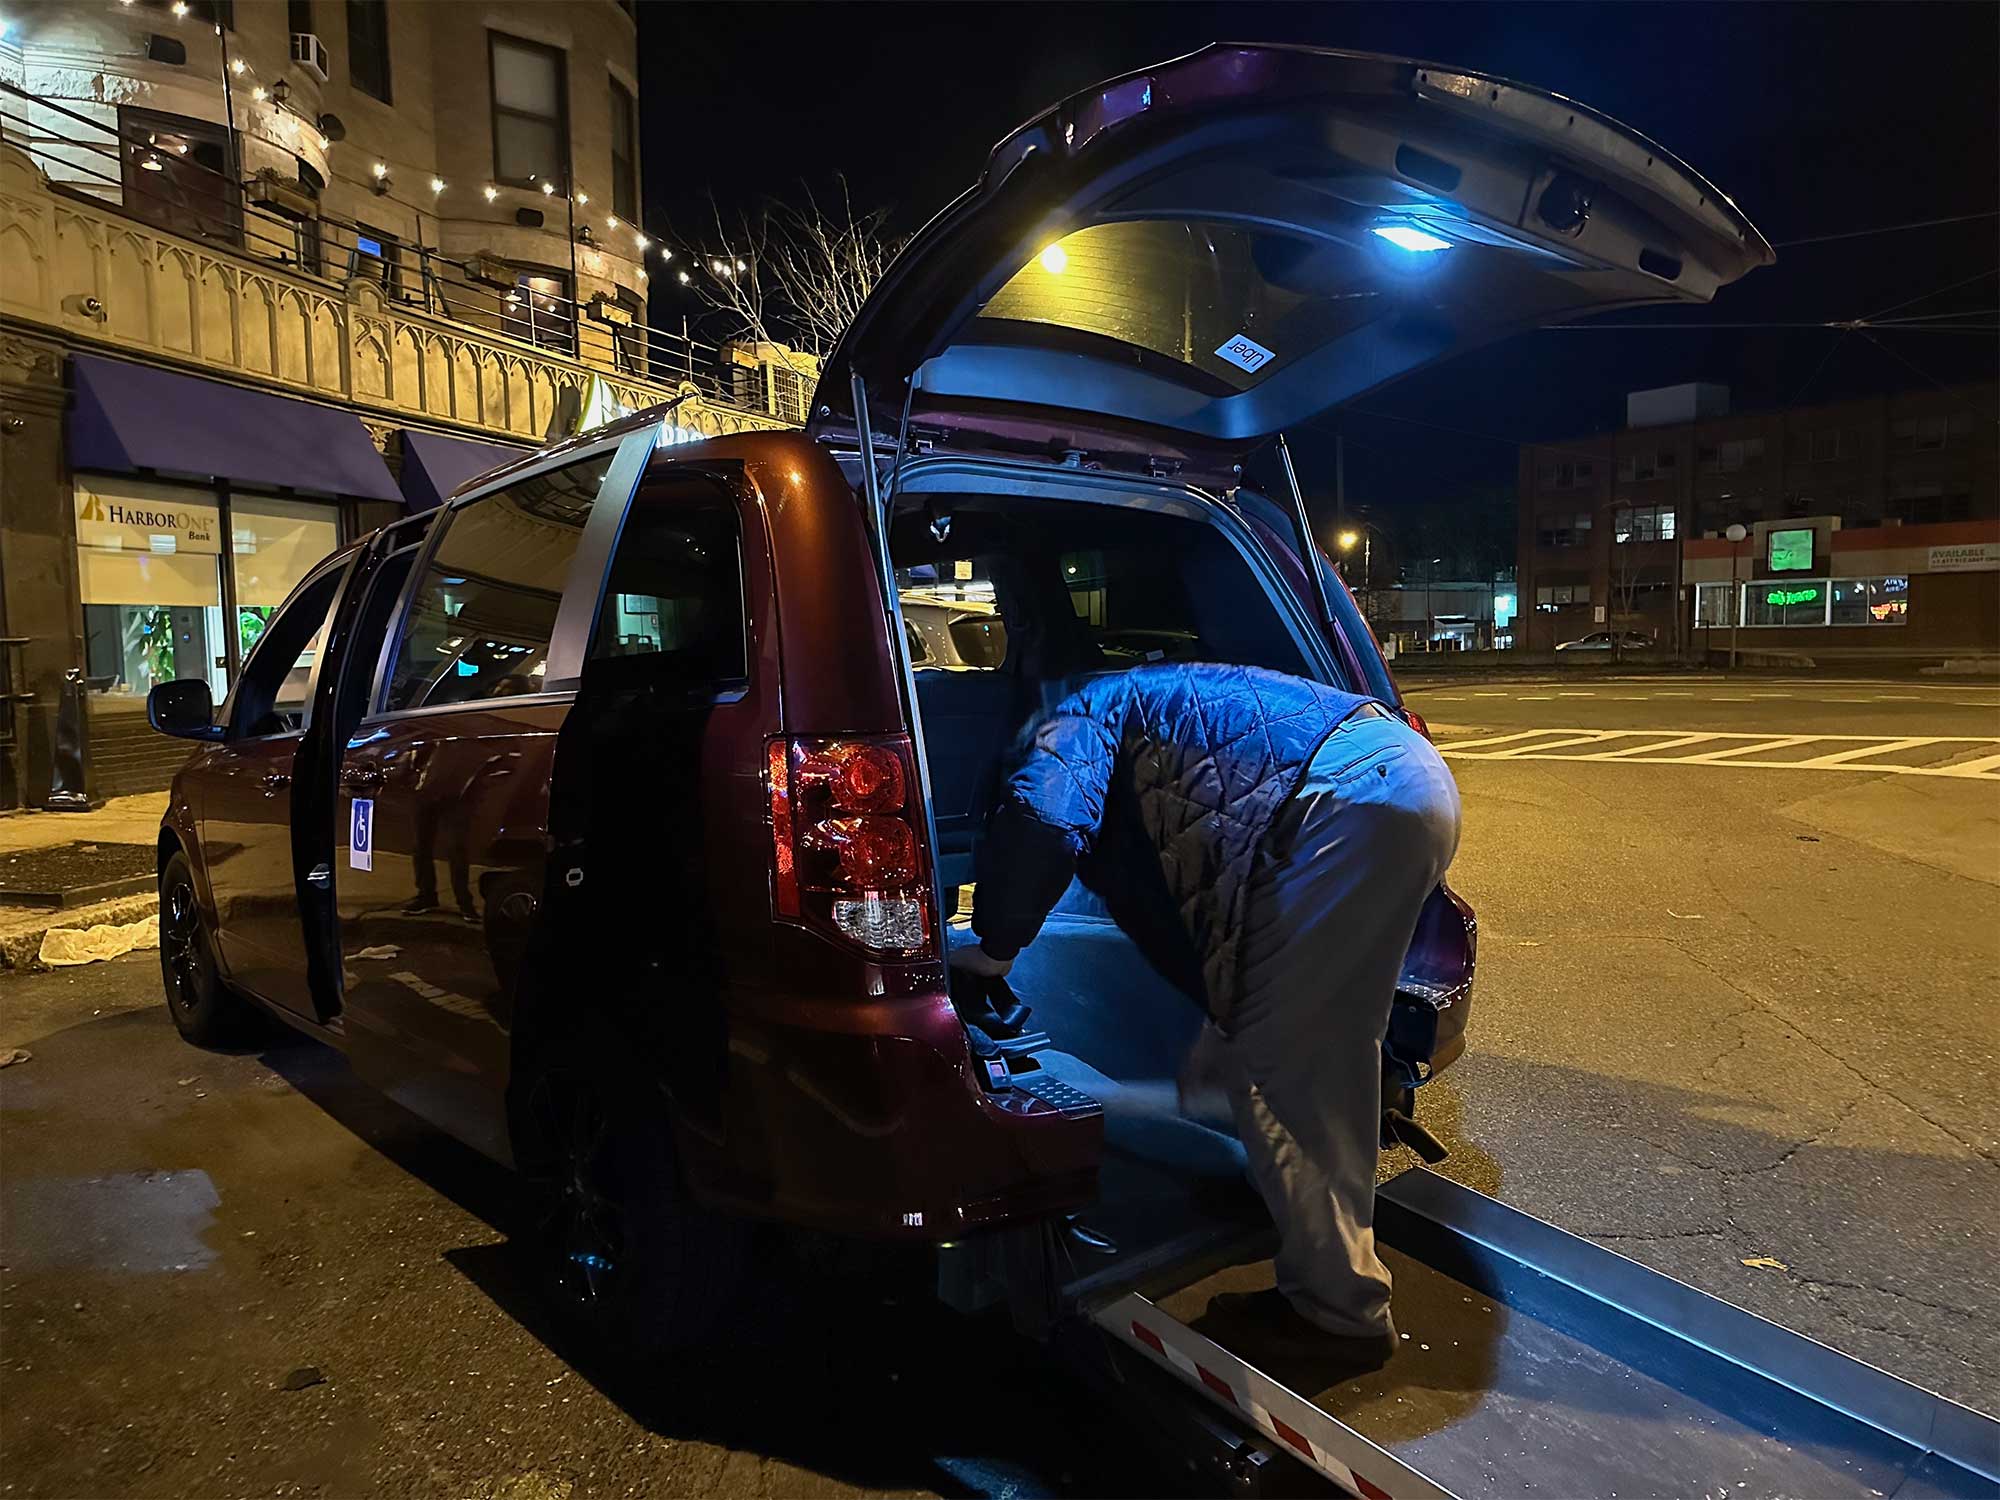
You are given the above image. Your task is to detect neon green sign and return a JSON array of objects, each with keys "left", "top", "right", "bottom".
[{"left": 1765, "top": 586, "right": 1819, "bottom": 607}]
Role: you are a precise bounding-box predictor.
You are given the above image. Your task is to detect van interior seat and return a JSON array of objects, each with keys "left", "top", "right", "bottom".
[{"left": 911, "top": 667, "right": 1020, "bottom": 889}]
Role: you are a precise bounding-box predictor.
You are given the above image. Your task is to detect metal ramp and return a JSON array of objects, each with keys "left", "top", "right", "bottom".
[{"left": 1083, "top": 1169, "right": 2000, "bottom": 1499}]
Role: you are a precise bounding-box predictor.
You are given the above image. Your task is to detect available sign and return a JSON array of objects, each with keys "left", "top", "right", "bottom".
[{"left": 1927, "top": 542, "right": 2000, "bottom": 573}]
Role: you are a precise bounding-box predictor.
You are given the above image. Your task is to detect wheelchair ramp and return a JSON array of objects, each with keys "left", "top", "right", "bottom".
[{"left": 1085, "top": 1169, "right": 1999, "bottom": 1500}]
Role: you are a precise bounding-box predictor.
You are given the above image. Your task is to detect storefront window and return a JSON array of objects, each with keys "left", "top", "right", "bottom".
[
  {"left": 1746, "top": 579, "right": 1829, "bottom": 627},
  {"left": 1694, "top": 582, "right": 1736, "bottom": 627},
  {"left": 231, "top": 496, "right": 342, "bottom": 665},
  {"left": 76, "top": 479, "right": 227, "bottom": 703},
  {"left": 1831, "top": 575, "right": 1909, "bottom": 626}
]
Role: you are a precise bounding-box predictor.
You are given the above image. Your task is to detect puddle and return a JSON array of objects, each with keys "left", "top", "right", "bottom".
[{"left": 2, "top": 1170, "right": 221, "bottom": 1272}]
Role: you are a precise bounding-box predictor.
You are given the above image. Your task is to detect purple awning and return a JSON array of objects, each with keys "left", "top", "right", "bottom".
[
  {"left": 68, "top": 353, "right": 402, "bottom": 501},
  {"left": 398, "top": 429, "right": 529, "bottom": 512}
]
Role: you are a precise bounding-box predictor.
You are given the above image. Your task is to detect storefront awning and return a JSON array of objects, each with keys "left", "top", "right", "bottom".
[
  {"left": 68, "top": 353, "right": 402, "bottom": 502},
  {"left": 398, "top": 429, "right": 530, "bottom": 512}
]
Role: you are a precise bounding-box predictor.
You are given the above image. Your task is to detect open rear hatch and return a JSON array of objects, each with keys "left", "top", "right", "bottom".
[{"left": 810, "top": 43, "right": 1771, "bottom": 479}]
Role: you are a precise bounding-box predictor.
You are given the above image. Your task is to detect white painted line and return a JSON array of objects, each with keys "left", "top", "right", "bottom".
[
  {"left": 1487, "top": 731, "right": 1630, "bottom": 758},
  {"left": 1446, "top": 751, "right": 2000, "bottom": 780},
  {"left": 1557, "top": 691, "right": 1596, "bottom": 696},
  {"left": 1472, "top": 691, "right": 1509, "bottom": 696},
  {"left": 1517, "top": 695, "right": 1554, "bottom": 701},
  {"left": 1792, "top": 737, "right": 1944, "bottom": 768},
  {"left": 1872, "top": 695, "right": 1922, "bottom": 701},
  {"left": 1434, "top": 728, "right": 1572, "bottom": 751},
  {"left": 1939, "top": 749, "right": 2000, "bottom": 778},
  {"left": 1672, "top": 736, "right": 1824, "bottom": 763},
  {"left": 1582, "top": 733, "right": 1723, "bottom": 760}
]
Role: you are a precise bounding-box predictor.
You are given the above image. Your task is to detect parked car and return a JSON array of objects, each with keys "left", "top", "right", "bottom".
[
  {"left": 148, "top": 43, "right": 1766, "bottom": 1352},
  {"left": 1556, "top": 630, "right": 1656, "bottom": 652}
]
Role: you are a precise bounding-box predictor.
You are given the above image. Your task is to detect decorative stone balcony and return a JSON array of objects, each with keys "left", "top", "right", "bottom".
[{"left": 0, "top": 141, "right": 793, "bottom": 448}]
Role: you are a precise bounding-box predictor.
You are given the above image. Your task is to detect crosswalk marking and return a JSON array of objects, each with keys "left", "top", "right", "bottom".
[
  {"left": 1439, "top": 727, "right": 2000, "bottom": 780},
  {"left": 1942, "top": 749, "right": 2000, "bottom": 778},
  {"left": 1488, "top": 731, "right": 1629, "bottom": 757},
  {"left": 1677, "top": 734, "right": 1821, "bottom": 762},
  {"left": 1585, "top": 732, "right": 1718, "bottom": 759},
  {"left": 1436, "top": 728, "right": 1565, "bottom": 752},
  {"left": 1792, "top": 737, "right": 1940, "bottom": 768}
]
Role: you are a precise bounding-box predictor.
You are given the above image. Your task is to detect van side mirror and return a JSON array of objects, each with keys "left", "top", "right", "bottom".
[{"left": 147, "top": 679, "right": 222, "bottom": 741}]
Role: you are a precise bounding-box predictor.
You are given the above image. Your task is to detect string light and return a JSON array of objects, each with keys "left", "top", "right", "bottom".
[
  {"left": 606, "top": 215, "right": 619, "bottom": 229},
  {"left": 250, "top": 85, "right": 266, "bottom": 101},
  {"left": 635, "top": 233, "right": 648, "bottom": 250},
  {"left": 170, "top": 0, "right": 188, "bottom": 14},
  {"left": 677, "top": 270, "right": 690, "bottom": 284},
  {"left": 735, "top": 259, "right": 746, "bottom": 272},
  {"left": 316, "top": 133, "right": 330, "bottom": 151},
  {"left": 483, "top": 184, "right": 498, "bottom": 201},
  {"left": 576, "top": 191, "right": 588, "bottom": 206},
  {"left": 229, "top": 58, "right": 246, "bottom": 75},
  {"left": 371, "top": 162, "right": 388, "bottom": 179},
  {"left": 431, "top": 177, "right": 445, "bottom": 194},
  {"left": 541, "top": 181, "right": 555, "bottom": 196}
]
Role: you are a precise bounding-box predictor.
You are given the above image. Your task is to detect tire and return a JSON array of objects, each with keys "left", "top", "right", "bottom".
[
  {"left": 515, "top": 1027, "right": 748, "bottom": 1358},
  {"left": 158, "top": 850, "right": 257, "bottom": 1046}
]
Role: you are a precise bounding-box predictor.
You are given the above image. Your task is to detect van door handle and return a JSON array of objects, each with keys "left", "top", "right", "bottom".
[
  {"left": 341, "top": 764, "right": 383, "bottom": 792},
  {"left": 261, "top": 771, "right": 291, "bottom": 795}
]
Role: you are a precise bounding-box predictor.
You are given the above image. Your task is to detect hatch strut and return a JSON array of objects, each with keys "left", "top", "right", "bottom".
[
  {"left": 851, "top": 372, "right": 955, "bottom": 966},
  {"left": 1274, "top": 433, "right": 1336, "bottom": 631}
]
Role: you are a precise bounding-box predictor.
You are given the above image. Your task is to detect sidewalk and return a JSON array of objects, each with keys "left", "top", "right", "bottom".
[{"left": 0, "top": 793, "right": 169, "bottom": 971}]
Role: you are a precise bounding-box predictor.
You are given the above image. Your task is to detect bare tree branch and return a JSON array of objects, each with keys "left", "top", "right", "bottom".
[{"left": 677, "top": 175, "right": 907, "bottom": 376}]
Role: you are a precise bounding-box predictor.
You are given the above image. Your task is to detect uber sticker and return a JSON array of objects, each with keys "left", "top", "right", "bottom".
[
  {"left": 350, "top": 798, "right": 374, "bottom": 871},
  {"left": 1214, "top": 332, "right": 1276, "bottom": 374}
]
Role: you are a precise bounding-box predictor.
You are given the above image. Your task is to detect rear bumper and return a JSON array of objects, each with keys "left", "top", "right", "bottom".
[
  {"left": 1386, "top": 882, "right": 1477, "bottom": 1086},
  {"left": 684, "top": 986, "right": 1102, "bottom": 1239}
]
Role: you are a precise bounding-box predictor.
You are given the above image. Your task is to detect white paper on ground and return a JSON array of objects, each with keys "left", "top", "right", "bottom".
[{"left": 38, "top": 914, "right": 160, "bottom": 966}]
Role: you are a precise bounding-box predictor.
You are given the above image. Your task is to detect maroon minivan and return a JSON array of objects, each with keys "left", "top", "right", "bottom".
[{"left": 148, "top": 44, "right": 1770, "bottom": 1349}]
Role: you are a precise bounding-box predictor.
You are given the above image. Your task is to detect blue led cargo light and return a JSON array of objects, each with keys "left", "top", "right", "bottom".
[{"left": 1371, "top": 224, "right": 1453, "bottom": 253}]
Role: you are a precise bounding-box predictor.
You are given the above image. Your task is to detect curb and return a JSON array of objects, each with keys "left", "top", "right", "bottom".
[{"left": 0, "top": 892, "right": 160, "bottom": 973}]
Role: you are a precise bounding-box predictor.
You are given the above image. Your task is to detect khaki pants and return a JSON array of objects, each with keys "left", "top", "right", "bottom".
[{"left": 1187, "top": 713, "right": 1460, "bottom": 1338}]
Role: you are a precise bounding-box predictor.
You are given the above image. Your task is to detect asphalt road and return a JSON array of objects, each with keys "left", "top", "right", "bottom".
[
  {"left": 0, "top": 957, "right": 1181, "bottom": 1500},
  {"left": 1402, "top": 673, "right": 2000, "bottom": 1417},
  {"left": 2, "top": 671, "right": 1995, "bottom": 1498}
]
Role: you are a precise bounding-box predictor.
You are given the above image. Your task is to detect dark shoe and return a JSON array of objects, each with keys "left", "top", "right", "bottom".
[
  {"left": 402, "top": 898, "right": 439, "bottom": 915},
  {"left": 1202, "top": 1289, "right": 1397, "bottom": 1373}
]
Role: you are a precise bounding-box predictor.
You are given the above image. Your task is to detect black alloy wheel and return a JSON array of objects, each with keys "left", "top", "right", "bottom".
[
  {"left": 515, "top": 1030, "right": 748, "bottom": 1357},
  {"left": 158, "top": 850, "right": 254, "bottom": 1045},
  {"left": 530, "top": 1069, "right": 628, "bottom": 1317}
]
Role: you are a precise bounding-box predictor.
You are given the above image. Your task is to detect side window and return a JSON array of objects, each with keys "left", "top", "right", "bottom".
[
  {"left": 589, "top": 493, "right": 746, "bottom": 684},
  {"left": 381, "top": 452, "right": 617, "bottom": 712},
  {"left": 231, "top": 565, "right": 345, "bottom": 739},
  {"left": 335, "top": 545, "right": 417, "bottom": 733}
]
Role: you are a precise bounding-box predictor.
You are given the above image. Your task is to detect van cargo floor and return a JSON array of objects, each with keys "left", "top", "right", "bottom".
[{"left": 1103, "top": 1170, "right": 1998, "bottom": 1500}]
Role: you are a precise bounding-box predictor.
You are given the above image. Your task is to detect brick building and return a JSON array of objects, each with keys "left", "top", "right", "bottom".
[
  {"left": 0, "top": 0, "right": 798, "bottom": 808},
  {"left": 1516, "top": 382, "right": 1999, "bottom": 656}
]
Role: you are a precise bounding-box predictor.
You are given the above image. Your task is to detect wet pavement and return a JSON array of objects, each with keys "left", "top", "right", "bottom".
[{"left": 0, "top": 957, "right": 1175, "bottom": 1500}]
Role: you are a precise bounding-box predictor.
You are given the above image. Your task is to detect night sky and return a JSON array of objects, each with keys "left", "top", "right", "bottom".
[{"left": 639, "top": 3, "right": 1998, "bottom": 534}]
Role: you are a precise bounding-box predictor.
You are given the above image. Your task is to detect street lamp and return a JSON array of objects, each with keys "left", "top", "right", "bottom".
[
  {"left": 1334, "top": 525, "right": 1373, "bottom": 588},
  {"left": 1725, "top": 522, "right": 1748, "bottom": 670}
]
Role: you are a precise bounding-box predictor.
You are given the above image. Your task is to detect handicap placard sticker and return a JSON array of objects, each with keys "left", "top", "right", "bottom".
[
  {"left": 350, "top": 797, "right": 374, "bottom": 872},
  {"left": 1213, "top": 332, "right": 1276, "bottom": 374}
]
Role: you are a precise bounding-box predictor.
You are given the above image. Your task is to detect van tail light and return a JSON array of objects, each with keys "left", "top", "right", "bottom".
[
  {"left": 1398, "top": 707, "right": 1432, "bottom": 741},
  {"left": 766, "top": 735, "right": 933, "bottom": 958}
]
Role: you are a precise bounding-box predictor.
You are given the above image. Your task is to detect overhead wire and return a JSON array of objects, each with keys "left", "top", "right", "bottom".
[{"left": 1773, "top": 210, "right": 1999, "bottom": 249}]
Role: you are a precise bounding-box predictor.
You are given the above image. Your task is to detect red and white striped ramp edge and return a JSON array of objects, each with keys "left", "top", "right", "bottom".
[{"left": 1095, "top": 1291, "right": 1459, "bottom": 1500}]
